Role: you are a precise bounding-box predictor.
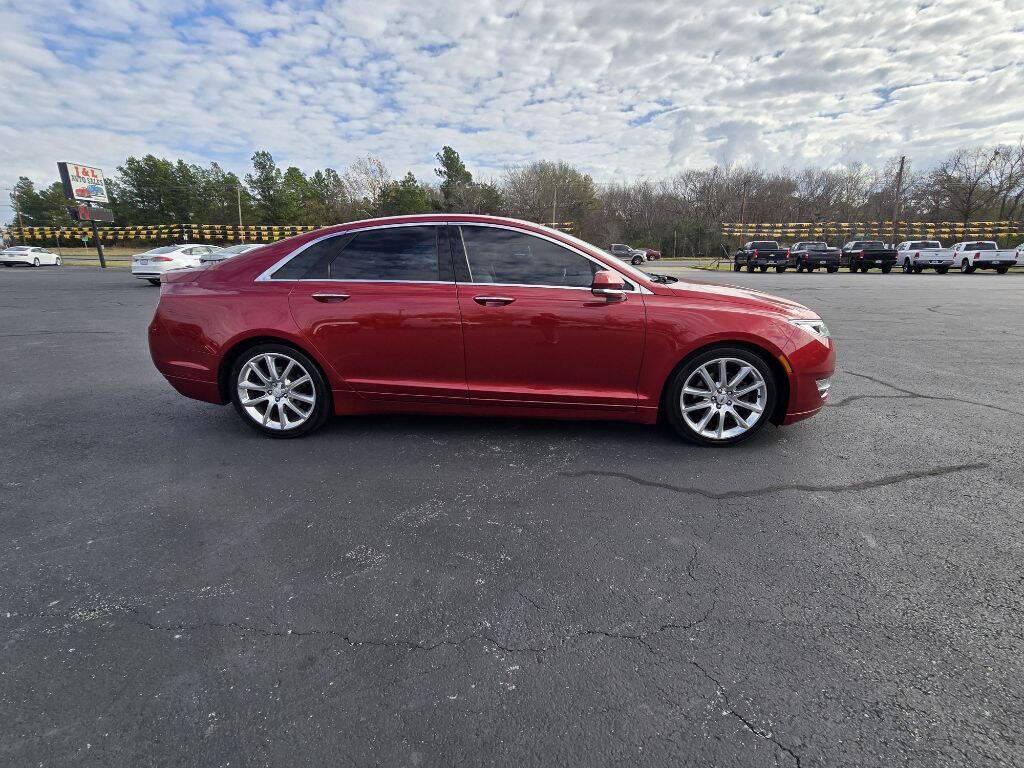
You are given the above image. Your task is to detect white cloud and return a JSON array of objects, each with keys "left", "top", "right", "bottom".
[{"left": 1, "top": 0, "right": 1023, "bottom": 218}]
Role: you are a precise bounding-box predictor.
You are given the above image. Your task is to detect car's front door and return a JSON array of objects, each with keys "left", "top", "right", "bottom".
[
  {"left": 452, "top": 225, "right": 646, "bottom": 409},
  {"left": 287, "top": 225, "right": 467, "bottom": 402}
]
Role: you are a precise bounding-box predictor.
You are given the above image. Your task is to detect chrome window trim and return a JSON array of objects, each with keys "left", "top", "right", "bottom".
[
  {"left": 255, "top": 219, "right": 651, "bottom": 294},
  {"left": 254, "top": 222, "right": 448, "bottom": 283}
]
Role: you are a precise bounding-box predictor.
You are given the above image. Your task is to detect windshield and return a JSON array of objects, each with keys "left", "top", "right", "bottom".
[
  {"left": 751, "top": 241, "right": 779, "bottom": 249},
  {"left": 965, "top": 242, "right": 996, "bottom": 251}
]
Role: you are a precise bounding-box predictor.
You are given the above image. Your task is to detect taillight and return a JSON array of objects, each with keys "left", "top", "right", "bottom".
[
  {"left": 858, "top": 250, "right": 864, "bottom": 257},
  {"left": 975, "top": 252, "right": 981, "bottom": 258},
  {"left": 915, "top": 251, "right": 920, "bottom": 257},
  {"left": 753, "top": 249, "right": 759, "bottom": 257},
  {"left": 152, "top": 256, "right": 173, "bottom": 262},
  {"left": 785, "top": 250, "right": 790, "bottom": 256}
]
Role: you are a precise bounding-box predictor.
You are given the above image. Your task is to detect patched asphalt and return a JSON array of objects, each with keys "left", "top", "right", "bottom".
[{"left": 1, "top": 265, "right": 1022, "bottom": 767}]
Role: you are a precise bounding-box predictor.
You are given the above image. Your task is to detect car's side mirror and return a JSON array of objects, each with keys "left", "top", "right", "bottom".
[{"left": 592, "top": 270, "right": 626, "bottom": 299}]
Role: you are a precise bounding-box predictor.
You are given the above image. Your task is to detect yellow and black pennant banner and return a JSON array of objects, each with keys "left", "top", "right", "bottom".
[
  {"left": 722, "top": 221, "right": 1024, "bottom": 240},
  {"left": 0, "top": 223, "right": 324, "bottom": 243}
]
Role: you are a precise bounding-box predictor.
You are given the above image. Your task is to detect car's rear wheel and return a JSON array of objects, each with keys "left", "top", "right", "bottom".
[
  {"left": 902, "top": 259, "right": 912, "bottom": 273},
  {"left": 912, "top": 265, "right": 923, "bottom": 274},
  {"left": 147, "top": 278, "right": 160, "bottom": 286},
  {"left": 32, "top": 257, "right": 40, "bottom": 267},
  {"left": 231, "top": 344, "right": 330, "bottom": 438},
  {"left": 960, "top": 259, "right": 975, "bottom": 274},
  {"left": 733, "top": 263, "right": 741, "bottom": 272},
  {"left": 665, "top": 347, "right": 776, "bottom": 446},
  {"left": 827, "top": 267, "right": 837, "bottom": 273},
  {"left": 759, "top": 265, "right": 768, "bottom": 272},
  {"left": 775, "top": 266, "right": 786, "bottom": 273},
  {"left": 881, "top": 264, "right": 891, "bottom": 274},
  {"left": 996, "top": 266, "right": 1009, "bottom": 274},
  {"left": 936, "top": 267, "right": 949, "bottom": 275},
  {"left": 54, "top": 256, "right": 62, "bottom": 266}
]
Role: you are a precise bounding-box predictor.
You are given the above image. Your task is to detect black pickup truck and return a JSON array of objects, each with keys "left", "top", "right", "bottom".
[
  {"left": 733, "top": 240, "right": 792, "bottom": 272},
  {"left": 840, "top": 240, "right": 897, "bottom": 273},
  {"left": 791, "top": 241, "right": 840, "bottom": 273}
]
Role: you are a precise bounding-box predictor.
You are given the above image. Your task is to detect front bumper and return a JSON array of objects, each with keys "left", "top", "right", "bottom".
[{"left": 781, "top": 332, "right": 836, "bottom": 425}]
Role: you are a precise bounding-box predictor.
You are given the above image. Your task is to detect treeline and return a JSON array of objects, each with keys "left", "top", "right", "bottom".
[{"left": 10, "top": 143, "right": 1024, "bottom": 254}]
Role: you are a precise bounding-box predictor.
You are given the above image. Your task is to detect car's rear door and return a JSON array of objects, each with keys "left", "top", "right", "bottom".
[
  {"left": 452, "top": 224, "right": 646, "bottom": 409},
  {"left": 286, "top": 224, "right": 467, "bottom": 402}
]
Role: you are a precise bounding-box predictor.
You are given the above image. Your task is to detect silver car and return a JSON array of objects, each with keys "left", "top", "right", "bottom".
[
  {"left": 199, "top": 243, "right": 262, "bottom": 264},
  {"left": 131, "top": 244, "right": 223, "bottom": 285}
]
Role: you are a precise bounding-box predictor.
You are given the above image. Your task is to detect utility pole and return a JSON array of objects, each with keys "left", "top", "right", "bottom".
[
  {"left": 891, "top": 155, "right": 906, "bottom": 246},
  {"left": 237, "top": 185, "right": 245, "bottom": 243},
  {"left": 551, "top": 186, "right": 557, "bottom": 225},
  {"left": 89, "top": 218, "right": 107, "bottom": 268}
]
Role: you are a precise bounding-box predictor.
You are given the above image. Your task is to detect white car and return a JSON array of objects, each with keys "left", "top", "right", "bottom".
[
  {"left": 131, "top": 244, "right": 223, "bottom": 285},
  {"left": 0, "top": 246, "right": 62, "bottom": 267},
  {"left": 950, "top": 241, "right": 1019, "bottom": 274},
  {"left": 896, "top": 240, "right": 953, "bottom": 274}
]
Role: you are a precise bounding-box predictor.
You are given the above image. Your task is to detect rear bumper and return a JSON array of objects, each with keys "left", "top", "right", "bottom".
[
  {"left": 973, "top": 259, "right": 1017, "bottom": 268},
  {"left": 917, "top": 259, "right": 954, "bottom": 268},
  {"left": 164, "top": 373, "right": 223, "bottom": 403}
]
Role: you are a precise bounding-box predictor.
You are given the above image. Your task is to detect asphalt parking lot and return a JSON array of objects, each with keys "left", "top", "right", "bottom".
[{"left": 2, "top": 266, "right": 1022, "bottom": 767}]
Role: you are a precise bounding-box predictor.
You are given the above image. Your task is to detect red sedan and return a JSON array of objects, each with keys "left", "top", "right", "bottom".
[{"left": 149, "top": 215, "right": 835, "bottom": 445}]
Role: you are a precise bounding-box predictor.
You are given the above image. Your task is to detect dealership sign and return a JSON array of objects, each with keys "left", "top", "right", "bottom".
[{"left": 58, "top": 162, "right": 109, "bottom": 204}]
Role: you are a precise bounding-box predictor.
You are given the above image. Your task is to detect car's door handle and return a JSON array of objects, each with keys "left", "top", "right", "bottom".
[
  {"left": 473, "top": 295, "right": 516, "bottom": 306},
  {"left": 311, "top": 293, "right": 350, "bottom": 303}
]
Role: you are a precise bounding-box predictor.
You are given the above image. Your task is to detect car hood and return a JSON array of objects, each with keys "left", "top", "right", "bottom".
[{"left": 661, "top": 279, "right": 818, "bottom": 318}]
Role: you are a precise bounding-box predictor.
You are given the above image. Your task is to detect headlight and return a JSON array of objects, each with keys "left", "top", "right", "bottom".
[{"left": 787, "top": 318, "right": 830, "bottom": 339}]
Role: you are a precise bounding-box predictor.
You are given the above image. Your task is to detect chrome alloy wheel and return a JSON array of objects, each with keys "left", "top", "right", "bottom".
[
  {"left": 680, "top": 357, "right": 768, "bottom": 441},
  {"left": 236, "top": 352, "right": 316, "bottom": 431}
]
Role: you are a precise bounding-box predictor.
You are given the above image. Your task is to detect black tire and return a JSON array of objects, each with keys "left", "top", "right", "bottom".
[
  {"left": 827, "top": 267, "right": 837, "bottom": 273},
  {"left": 55, "top": 256, "right": 62, "bottom": 266},
  {"left": 881, "top": 265, "right": 891, "bottom": 274},
  {"left": 848, "top": 264, "right": 858, "bottom": 272},
  {"left": 759, "top": 265, "right": 768, "bottom": 272},
  {"left": 230, "top": 343, "right": 331, "bottom": 438},
  {"left": 902, "top": 259, "right": 912, "bottom": 273},
  {"left": 631, "top": 256, "right": 644, "bottom": 265},
  {"left": 912, "top": 265, "right": 923, "bottom": 274},
  {"left": 960, "top": 259, "right": 975, "bottom": 274},
  {"left": 996, "top": 266, "right": 1009, "bottom": 274},
  {"left": 733, "top": 263, "right": 741, "bottom": 272},
  {"left": 795, "top": 264, "right": 804, "bottom": 273},
  {"left": 775, "top": 266, "right": 786, "bottom": 273},
  {"left": 32, "top": 257, "right": 40, "bottom": 267},
  {"left": 664, "top": 346, "right": 777, "bottom": 447},
  {"left": 2, "top": 263, "right": 10, "bottom": 268},
  {"left": 147, "top": 278, "right": 161, "bottom": 286},
  {"left": 807, "top": 266, "right": 815, "bottom": 272},
  {"left": 936, "top": 267, "right": 949, "bottom": 275},
  {"left": 746, "top": 264, "right": 754, "bottom": 272}
]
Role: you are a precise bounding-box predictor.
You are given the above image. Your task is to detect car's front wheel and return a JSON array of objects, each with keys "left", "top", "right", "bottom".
[
  {"left": 733, "top": 263, "right": 741, "bottom": 272},
  {"left": 665, "top": 347, "right": 776, "bottom": 446},
  {"left": 631, "top": 256, "right": 643, "bottom": 265},
  {"left": 32, "top": 257, "right": 40, "bottom": 267},
  {"left": 231, "top": 344, "right": 330, "bottom": 438},
  {"left": 54, "top": 256, "right": 62, "bottom": 266}
]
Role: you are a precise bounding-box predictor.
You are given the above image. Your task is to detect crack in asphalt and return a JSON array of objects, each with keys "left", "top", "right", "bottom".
[
  {"left": 559, "top": 462, "right": 987, "bottom": 501},
  {"left": 103, "top": 601, "right": 718, "bottom": 656},
  {"left": 690, "top": 660, "right": 802, "bottom": 768},
  {"left": 844, "top": 371, "right": 1024, "bottom": 417}
]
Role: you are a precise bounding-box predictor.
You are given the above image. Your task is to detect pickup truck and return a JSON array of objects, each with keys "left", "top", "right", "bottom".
[
  {"left": 791, "top": 242, "right": 840, "bottom": 273},
  {"left": 950, "top": 241, "right": 1020, "bottom": 274},
  {"left": 608, "top": 243, "right": 646, "bottom": 265},
  {"left": 841, "top": 241, "right": 896, "bottom": 273},
  {"left": 733, "top": 241, "right": 792, "bottom": 272},
  {"left": 896, "top": 240, "right": 952, "bottom": 274}
]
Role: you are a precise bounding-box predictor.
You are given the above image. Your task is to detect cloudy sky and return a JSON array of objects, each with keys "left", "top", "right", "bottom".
[{"left": 2, "top": 0, "right": 1023, "bottom": 219}]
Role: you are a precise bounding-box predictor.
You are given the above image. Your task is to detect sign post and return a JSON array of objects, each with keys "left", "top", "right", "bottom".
[{"left": 58, "top": 162, "right": 112, "bottom": 268}]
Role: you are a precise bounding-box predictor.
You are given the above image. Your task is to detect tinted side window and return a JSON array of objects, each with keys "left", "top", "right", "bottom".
[
  {"left": 272, "top": 235, "right": 351, "bottom": 279},
  {"left": 330, "top": 226, "right": 440, "bottom": 281},
  {"left": 458, "top": 226, "right": 599, "bottom": 288}
]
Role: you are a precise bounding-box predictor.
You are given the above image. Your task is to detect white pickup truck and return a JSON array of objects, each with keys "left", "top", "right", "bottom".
[
  {"left": 896, "top": 240, "right": 954, "bottom": 274},
  {"left": 949, "top": 241, "right": 1020, "bottom": 274}
]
